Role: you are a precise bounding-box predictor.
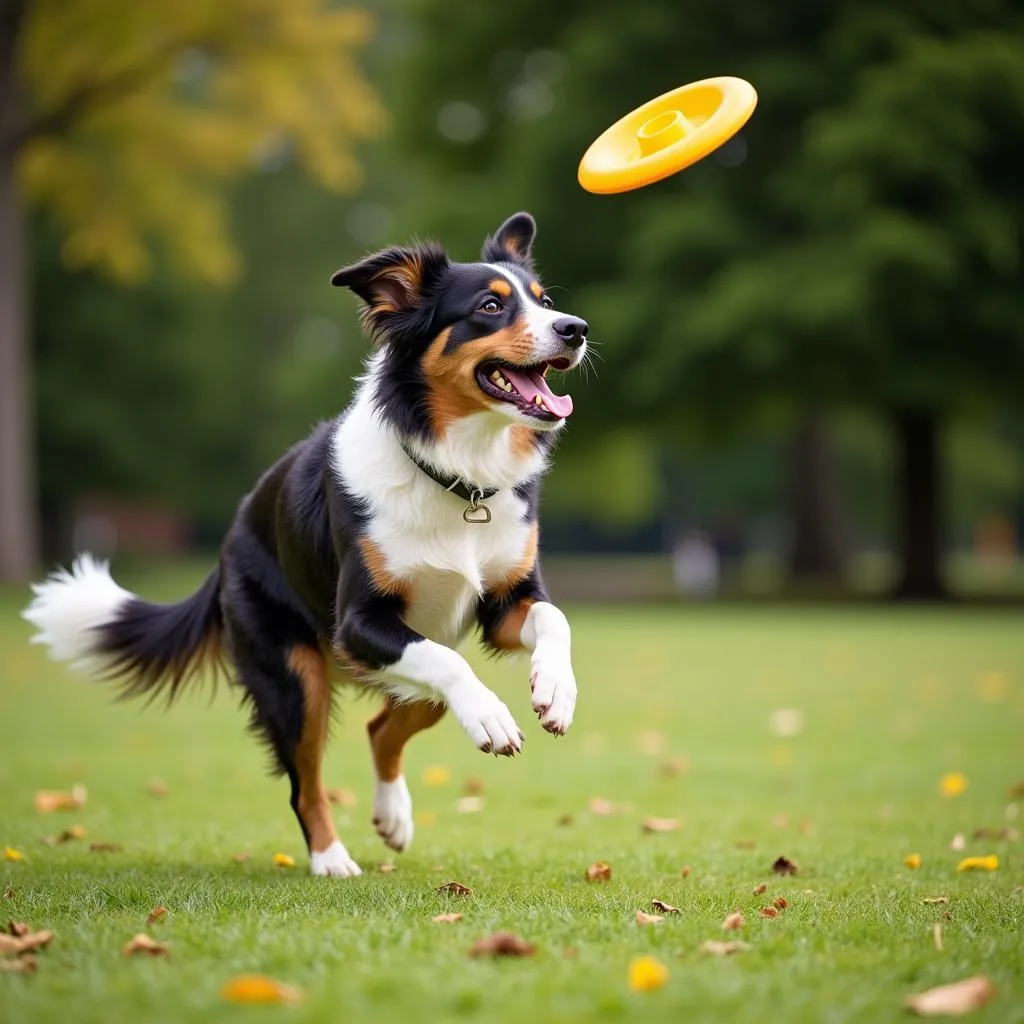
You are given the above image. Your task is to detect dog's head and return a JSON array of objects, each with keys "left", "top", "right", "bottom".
[{"left": 332, "top": 213, "right": 587, "bottom": 442}]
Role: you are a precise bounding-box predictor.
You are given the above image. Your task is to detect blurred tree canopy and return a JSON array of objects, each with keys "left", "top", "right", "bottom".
[
  {"left": 0, "top": 0, "right": 382, "bottom": 580},
  {"left": 397, "top": 0, "right": 1024, "bottom": 597}
]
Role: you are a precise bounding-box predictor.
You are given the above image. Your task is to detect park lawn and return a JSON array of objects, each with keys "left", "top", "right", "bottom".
[{"left": 0, "top": 564, "right": 1021, "bottom": 1023}]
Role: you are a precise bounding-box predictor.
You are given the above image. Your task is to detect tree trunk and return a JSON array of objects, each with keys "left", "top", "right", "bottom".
[
  {"left": 787, "top": 415, "right": 844, "bottom": 584},
  {"left": 0, "top": 3, "right": 38, "bottom": 582},
  {"left": 892, "top": 408, "right": 947, "bottom": 601}
]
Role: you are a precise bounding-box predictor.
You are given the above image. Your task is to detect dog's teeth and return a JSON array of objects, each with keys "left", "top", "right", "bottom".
[
  {"left": 533, "top": 395, "right": 543, "bottom": 406},
  {"left": 503, "top": 382, "right": 513, "bottom": 392},
  {"left": 490, "top": 370, "right": 502, "bottom": 383}
]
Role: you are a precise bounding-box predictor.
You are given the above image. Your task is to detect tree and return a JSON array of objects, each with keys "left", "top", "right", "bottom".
[
  {"left": 0, "top": 0, "right": 383, "bottom": 580},
  {"left": 398, "top": 0, "right": 1024, "bottom": 598}
]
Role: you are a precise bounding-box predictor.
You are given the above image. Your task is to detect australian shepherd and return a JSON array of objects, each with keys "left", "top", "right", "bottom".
[{"left": 23, "top": 213, "right": 587, "bottom": 876}]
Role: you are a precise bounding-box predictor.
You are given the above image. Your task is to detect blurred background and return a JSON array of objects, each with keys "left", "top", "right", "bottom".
[{"left": 1, "top": 0, "right": 1022, "bottom": 603}]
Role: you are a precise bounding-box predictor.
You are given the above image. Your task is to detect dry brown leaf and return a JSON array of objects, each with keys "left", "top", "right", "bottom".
[
  {"left": 121, "top": 933, "right": 168, "bottom": 957},
  {"left": 1009, "top": 781, "right": 1024, "bottom": 799},
  {"left": 455, "top": 796, "right": 484, "bottom": 814},
  {"left": 905, "top": 976, "right": 995, "bottom": 1016},
  {"left": 557, "top": 813, "right": 574, "bottom": 826},
  {"left": 89, "top": 842, "right": 123, "bottom": 853},
  {"left": 773, "top": 897, "right": 789, "bottom": 911},
  {"left": 759, "top": 906, "right": 779, "bottom": 919},
  {"left": 2, "top": 887, "right": 12, "bottom": 900},
  {"left": 636, "top": 910, "right": 663, "bottom": 926},
  {"left": 651, "top": 899, "right": 680, "bottom": 915},
  {"left": 753, "top": 883, "right": 768, "bottom": 896},
  {"left": 701, "top": 940, "right": 750, "bottom": 956},
  {"left": 220, "top": 974, "right": 304, "bottom": 1005},
  {"left": 231, "top": 852, "right": 251, "bottom": 863},
  {"left": 681, "top": 865, "right": 692, "bottom": 878},
  {"left": 659, "top": 755, "right": 689, "bottom": 778},
  {"left": 772, "top": 856, "right": 798, "bottom": 876},
  {"left": 146, "top": 779, "right": 169, "bottom": 798},
  {"left": 146, "top": 907, "right": 168, "bottom": 926},
  {"left": 325, "top": 787, "right": 358, "bottom": 807},
  {"left": 0, "top": 930, "right": 54, "bottom": 957},
  {"left": 377, "top": 863, "right": 397, "bottom": 874},
  {"left": 34, "top": 785, "right": 87, "bottom": 814},
  {"left": 933, "top": 923, "right": 943, "bottom": 951},
  {"left": 972, "top": 826, "right": 1019, "bottom": 841},
  {"left": 0, "top": 955, "right": 37, "bottom": 973},
  {"left": 722, "top": 911, "right": 745, "bottom": 931},
  {"left": 586, "top": 861, "right": 612, "bottom": 883},
  {"left": 734, "top": 839, "right": 756, "bottom": 849},
  {"left": 42, "top": 824, "right": 87, "bottom": 846},
  {"left": 642, "top": 817, "right": 681, "bottom": 834},
  {"left": 463, "top": 777, "right": 485, "bottom": 796},
  {"left": 435, "top": 881, "right": 472, "bottom": 896},
  {"left": 467, "top": 932, "right": 536, "bottom": 958},
  {"left": 432, "top": 913, "right": 463, "bottom": 924},
  {"left": 7, "top": 920, "right": 28, "bottom": 937},
  {"left": 922, "top": 896, "right": 949, "bottom": 905}
]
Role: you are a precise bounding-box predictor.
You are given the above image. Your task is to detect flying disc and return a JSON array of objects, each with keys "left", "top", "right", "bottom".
[{"left": 577, "top": 77, "right": 757, "bottom": 194}]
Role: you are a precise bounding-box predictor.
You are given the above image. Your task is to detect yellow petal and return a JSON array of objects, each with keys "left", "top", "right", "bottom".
[
  {"left": 628, "top": 955, "right": 669, "bottom": 992},
  {"left": 272, "top": 852, "right": 296, "bottom": 868},
  {"left": 904, "top": 853, "right": 922, "bottom": 870},
  {"left": 939, "top": 772, "right": 967, "bottom": 798},
  {"left": 4, "top": 847, "right": 24, "bottom": 862},
  {"left": 423, "top": 765, "right": 451, "bottom": 787},
  {"left": 220, "top": 974, "right": 304, "bottom": 1005},
  {"left": 956, "top": 854, "right": 998, "bottom": 872}
]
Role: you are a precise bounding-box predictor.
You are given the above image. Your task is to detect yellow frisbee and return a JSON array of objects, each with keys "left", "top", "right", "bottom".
[{"left": 578, "top": 77, "right": 757, "bottom": 194}]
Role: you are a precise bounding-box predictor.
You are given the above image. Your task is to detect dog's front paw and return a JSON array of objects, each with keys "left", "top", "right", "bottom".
[
  {"left": 373, "top": 776, "right": 414, "bottom": 852},
  {"left": 450, "top": 688, "right": 524, "bottom": 756},
  {"left": 310, "top": 840, "right": 362, "bottom": 878},
  {"left": 530, "top": 658, "right": 577, "bottom": 736}
]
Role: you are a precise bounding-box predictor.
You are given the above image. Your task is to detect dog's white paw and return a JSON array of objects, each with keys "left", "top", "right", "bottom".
[
  {"left": 450, "top": 687, "right": 523, "bottom": 756},
  {"left": 310, "top": 840, "right": 362, "bottom": 878},
  {"left": 373, "top": 776, "right": 414, "bottom": 852},
  {"left": 530, "top": 658, "right": 577, "bottom": 736}
]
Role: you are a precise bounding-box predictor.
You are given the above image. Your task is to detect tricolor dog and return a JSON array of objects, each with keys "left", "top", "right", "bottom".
[{"left": 23, "top": 213, "right": 587, "bottom": 876}]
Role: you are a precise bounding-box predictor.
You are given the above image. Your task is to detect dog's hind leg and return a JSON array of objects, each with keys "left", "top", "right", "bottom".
[{"left": 366, "top": 698, "right": 446, "bottom": 852}]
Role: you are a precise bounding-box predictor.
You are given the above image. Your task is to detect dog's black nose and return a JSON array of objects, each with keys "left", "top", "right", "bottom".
[{"left": 552, "top": 316, "right": 589, "bottom": 348}]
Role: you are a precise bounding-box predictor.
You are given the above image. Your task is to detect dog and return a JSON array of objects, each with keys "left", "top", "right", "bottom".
[{"left": 23, "top": 213, "right": 587, "bottom": 877}]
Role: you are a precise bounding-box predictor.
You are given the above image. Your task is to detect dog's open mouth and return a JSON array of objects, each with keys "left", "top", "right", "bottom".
[{"left": 476, "top": 359, "right": 574, "bottom": 420}]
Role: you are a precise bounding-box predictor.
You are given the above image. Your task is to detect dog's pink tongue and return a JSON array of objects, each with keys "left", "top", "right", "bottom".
[{"left": 502, "top": 367, "right": 574, "bottom": 418}]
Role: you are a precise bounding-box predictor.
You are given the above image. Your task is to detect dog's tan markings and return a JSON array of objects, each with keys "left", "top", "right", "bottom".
[
  {"left": 529, "top": 281, "right": 544, "bottom": 300},
  {"left": 287, "top": 646, "right": 337, "bottom": 854},
  {"left": 489, "top": 597, "right": 536, "bottom": 651},
  {"left": 488, "top": 278, "right": 512, "bottom": 298},
  {"left": 369, "top": 253, "right": 424, "bottom": 315},
  {"left": 422, "top": 323, "right": 537, "bottom": 437},
  {"left": 493, "top": 521, "right": 539, "bottom": 598},
  {"left": 510, "top": 426, "right": 538, "bottom": 461},
  {"left": 367, "top": 698, "right": 446, "bottom": 781},
  {"left": 358, "top": 536, "right": 408, "bottom": 597}
]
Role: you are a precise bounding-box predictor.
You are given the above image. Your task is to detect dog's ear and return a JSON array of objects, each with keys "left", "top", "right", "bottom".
[
  {"left": 481, "top": 212, "right": 536, "bottom": 267},
  {"left": 331, "top": 244, "right": 449, "bottom": 314}
]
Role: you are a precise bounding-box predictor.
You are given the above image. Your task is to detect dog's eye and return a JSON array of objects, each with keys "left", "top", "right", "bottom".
[
  {"left": 541, "top": 295, "right": 554, "bottom": 310},
  {"left": 479, "top": 298, "right": 503, "bottom": 314}
]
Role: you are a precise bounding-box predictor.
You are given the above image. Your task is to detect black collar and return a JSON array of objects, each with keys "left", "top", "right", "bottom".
[{"left": 401, "top": 444, "right": 499, "bottom": 504}]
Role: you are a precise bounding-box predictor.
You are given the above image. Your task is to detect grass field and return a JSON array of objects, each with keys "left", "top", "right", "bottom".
[{"left": 1, "top": 565, "right": 1021, "bottom": 1023}]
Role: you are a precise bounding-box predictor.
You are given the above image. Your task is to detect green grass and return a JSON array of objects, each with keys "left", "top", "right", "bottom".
[{"left": 1, "top": 566, "right": 1022, "bottom": 1023}]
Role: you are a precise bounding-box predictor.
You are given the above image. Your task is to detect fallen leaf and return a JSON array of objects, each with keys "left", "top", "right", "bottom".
[
  {"left": 0, "top": 955, "right": 37, "bottom": 973},
  {"left": 121, "top": 934, "right": 168, "bottom": 957},
  {"left": 939, "top": 772, "right": 968, "bottom": 798},
  {"left": 232, "top": 852, "right": 251, "bottom": 863},
  {"left": 768, "top": 708, "right": 803, "bottom": 737},
  {"left": 589, "top": 797, "right": 616, "bottom": 816},
  {"left": 146, "top": 907, "right": 168, "bottom": 925},
  {"left": 734, "top": 839, "right": 756, "bottom": 849},
  {"left": 680, "top": 865, "right": 692, "bottom": 878},
  {"left": 956, "top": 855, "right": 998, "bottom": 872},
  {"left": 89, "top": 843, "right": 122, "bottom": 853},
  {"left": 659, "top": 756, "right": 689, "bottom": 778},
  {"left": 772, "top": 856, "right": 798, "bottom": 876},
  {"left": 34, "top": 785, "right": 87, "bottom": 814},
  {"left": 557, "top": 813, "right": 574, "bottom": 826},
  {"left": 432, "top": 913, "right": 463, "bottom": 923},
  {"left": 0, "top": 930, "right": 54, "bottom": 956},
  {"left": 326, "top": 787, "right": 358, "bottom": 807},
  {"left": 220, "top": 974, "right": 304, "bottom": 1005},
  {"left": 971, "top": 826, "right": 1019, "bottom": 841},
  {"left": 377, "top": 863, "right": 397, "bottom": 873},
  {"left": 722, "top": 911, "right": 745, "bottom": 931},
  {"left": 6, "top": 921, "right": 28, "bottom": 937},
  {"left": 627, "top": 955, "right": 669, "bottom": 991},
  {"left": 435, "top": 881, "right": 472, "bottom": 896},
  {"left": 586, "top": 861, "right": 612, "bottom": 883},
  {"left": 423, "top": 765, "right": 451, "bottom": 787},
  {"left": 759, "top": 906, "right": 779, "bottom": 919},
  {"left": 467, "top": 932, "right": 535, "bottom": 958},
  {"left": 2, "top": 888, "right": 12, "bottom": 900},
  {"left": 272, "top": 853, "right": 295, "bottom": 868},
  {"left": 753, "top": 883, "right": 768, "bottom": 896},
  {"left": 642, "top": 818, "right": 681, "bottom": 834},
  {"left": 651, "top": 899, "right": 680, "bottom": 915},
  {"left": 463, "top": 777, "right": 485, "bottom": 795},
  {"left": 773, "top": 897, "right": 788, "bottom": 911},
  {"left": 922, "top": 896, "right": 949, "bottom": 905},
  {"left": 905, "top": 853, "right": 922, "bottom": 870},
  {"left": 950, "top": 833, "right": 966, "bottom": 852},
  {"left": 905, "top": 976, "right": 995, "bottom": 1016},
  {"left": 456, "top": 796, "right": 484, "bottom": 814},
  {"left": 1009, "top": 781, "right": 1024, "bottom": 799},
  {"left": 636, "top": 910, "right": 663, "bottom": 926},
  {"left": 146, "top": 779, "right": 169, "bottom": 798},
  {"left": 41, "top": 825, "right": 87, "bottom": 847},
  {"left": 4, "top": 848, "right": 24, "bottom": 862},
  {"left": 933, "top": 922, "right": 943, "bottom": 951},
  {"left": 701, "top": 940, "right": 749, "bottom": 956}
]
